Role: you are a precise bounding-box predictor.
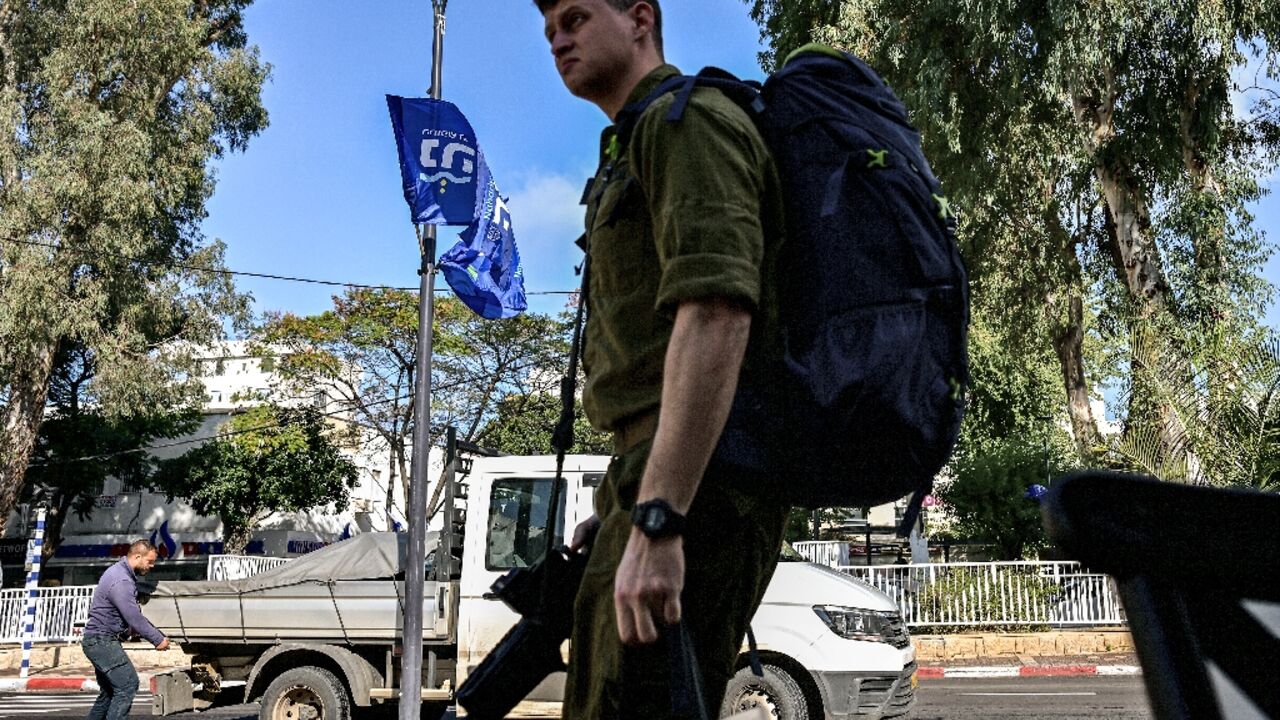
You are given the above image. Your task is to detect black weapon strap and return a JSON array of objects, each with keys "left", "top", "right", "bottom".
[
  {"left": 668, "top": 621, "right": 712, "bottom": 720},
  {"left": 544, "top": 170, "right": 604, "bottom": 581}
]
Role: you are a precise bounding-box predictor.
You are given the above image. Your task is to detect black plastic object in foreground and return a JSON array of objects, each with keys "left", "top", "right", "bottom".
[
  {"left": 455, "top": 546, "right": 587, "bottom": 719},
  {"left": 1041, "top": 471, "right": 1280, "bottom": 720}
]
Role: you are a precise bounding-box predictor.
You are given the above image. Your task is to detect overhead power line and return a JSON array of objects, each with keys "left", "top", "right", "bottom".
[{"left": 4, "top": 237, "right": 576, "bottom": 296}]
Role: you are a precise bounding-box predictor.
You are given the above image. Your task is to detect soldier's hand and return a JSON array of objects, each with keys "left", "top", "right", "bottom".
[
  {"left": 569, "top": 514, "right": 601, "bottom": 553},
  {"left": 614, "top": 529, "right": 683, "bottom": 645},
  {"left": 156, "top": 637, "right": 170, "bottom": 651}
]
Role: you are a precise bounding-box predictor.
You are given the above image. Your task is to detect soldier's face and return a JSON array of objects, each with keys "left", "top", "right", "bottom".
[{"left": 543, "top": 0, "right": 639, "bottom": 102}]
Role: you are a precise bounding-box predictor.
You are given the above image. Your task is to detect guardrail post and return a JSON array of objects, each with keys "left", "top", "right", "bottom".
[{"left": 19, "top": 506, "right": 46, "bottom": 679}]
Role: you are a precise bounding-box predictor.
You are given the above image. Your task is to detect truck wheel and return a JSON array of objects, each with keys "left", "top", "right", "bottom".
[
  {"left": 720, "top": 664, "right": 810, "bottom": 720},
  {"left": 260, "top": 666, "right": 351, "bottom": 720}
]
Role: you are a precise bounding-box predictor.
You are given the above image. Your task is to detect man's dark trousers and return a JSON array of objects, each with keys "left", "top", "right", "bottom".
[{"left": 82, "top": 635, "right": 139, "bottom": 720}]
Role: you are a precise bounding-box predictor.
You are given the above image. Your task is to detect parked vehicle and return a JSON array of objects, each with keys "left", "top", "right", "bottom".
[{"left": 143, "top": 454, "right": 916, "bottom": 719}]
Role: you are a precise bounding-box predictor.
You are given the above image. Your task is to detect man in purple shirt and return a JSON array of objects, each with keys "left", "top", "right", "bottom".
[{"left": 82, "top": 540, "right": 169, "bottom": 720}]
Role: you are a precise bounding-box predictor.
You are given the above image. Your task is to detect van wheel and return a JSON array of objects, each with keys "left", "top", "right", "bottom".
[
  {"left": 720, "top": 664, "right": 810, "bottom": 720},
  {"left": 261, "top": 666, "right": 350, "bottom": 720}
]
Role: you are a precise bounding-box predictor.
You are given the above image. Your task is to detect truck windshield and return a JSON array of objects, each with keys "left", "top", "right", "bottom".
[{"left": 486, "top": 478, "right": 567, "bottom": 570}]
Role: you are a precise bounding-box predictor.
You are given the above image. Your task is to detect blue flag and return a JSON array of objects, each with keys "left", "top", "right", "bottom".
[
  {"left": 387, "top": 95, "right": 482, "bottom": 225},
  {"left": 387, "top": 95, "right": 526, "bottom": 319}
]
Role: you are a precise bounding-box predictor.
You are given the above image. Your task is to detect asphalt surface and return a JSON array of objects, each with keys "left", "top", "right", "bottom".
[
  {"left": 913, "top": 676, "right": 1153, "bottom": 719},
  {"left": 0, "top": 676, "right": 1156, "bottom": 719}
]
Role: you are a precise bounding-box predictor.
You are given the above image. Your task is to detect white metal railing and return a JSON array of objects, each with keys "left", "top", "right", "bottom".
[
  {"left": 839, "top": 561, "right": 1125, "bottom": 628},
  {"left": 793, "top": 541, "right": 850, "bottom": 568},
  {"left": 0, "top": 586, "right": 96, "bottom": 643},
  {"left": 206, "top": 554, "right": 292, "bottom": 581}
]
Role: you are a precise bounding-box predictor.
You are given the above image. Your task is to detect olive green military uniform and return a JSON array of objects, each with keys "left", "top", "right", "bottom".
[{"left": 563, "top": 65, "right": 789, "bottom": 719}]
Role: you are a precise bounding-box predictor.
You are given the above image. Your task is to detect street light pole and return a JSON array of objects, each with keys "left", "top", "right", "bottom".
[{"left": 399, "top": 2, "right": 447, "bottom": 718}]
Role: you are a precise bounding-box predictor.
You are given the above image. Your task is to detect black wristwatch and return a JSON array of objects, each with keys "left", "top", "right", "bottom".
[{"left": 631, "top": 499, "right": 686, "bottom": 539}]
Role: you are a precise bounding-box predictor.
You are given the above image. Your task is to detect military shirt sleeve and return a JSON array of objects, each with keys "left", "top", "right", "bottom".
[{"left": 629, "top": 93, "right": 771, "bottom": 317}]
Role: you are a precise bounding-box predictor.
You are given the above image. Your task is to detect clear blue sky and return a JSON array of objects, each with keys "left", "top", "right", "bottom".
[{"left": 202, "top": 1, "right": 1280, "bottom": 324}]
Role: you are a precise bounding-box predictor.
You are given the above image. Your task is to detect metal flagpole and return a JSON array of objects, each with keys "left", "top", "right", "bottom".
[
  {"left": 18, "top": 505, "right": 46, "bottom": 680},
  {"left": 400, "top": 2, "right": 447, "bottom": 717}
]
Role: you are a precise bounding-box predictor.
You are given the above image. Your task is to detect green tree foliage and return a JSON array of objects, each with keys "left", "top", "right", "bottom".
[
  {"left": 1110, "top": 331, "right": 1280, "bottom": 491},
  {"left": 480, "top": 392, "right": 611, "bottom": 457},
  {"left": 939, "top": 440, "right": 1073, "bottom": 560},
  {"left": 745, "top": 0, "right": 1280, "bottom": 475},
  {"left": 255, "top": 289, "right": 574, "bottom": 519},
  {"left": 153, "top": 405, "right": 358, "bottom": 554},
  {"left": 0, "top": 0, "right": 267, "bottom": 531},
  {"left": 23, "top": 341, "right": 199, "bottom": 561},
  {"left": 961, "top": 315, "right": 1074, "bottom": 456}
]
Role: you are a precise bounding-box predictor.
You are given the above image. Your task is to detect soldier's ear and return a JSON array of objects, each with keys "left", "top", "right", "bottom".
[{"left": 628, "top": 2, "right": 656, "bottom": 43}]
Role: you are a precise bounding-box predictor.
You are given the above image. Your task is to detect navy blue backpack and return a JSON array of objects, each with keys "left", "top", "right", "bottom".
[{"left": 616, "top": 45, "right": 970, "bottom": 531}]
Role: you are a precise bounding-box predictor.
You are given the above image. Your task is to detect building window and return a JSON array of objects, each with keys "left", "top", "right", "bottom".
[{"left": 485, "top": 478, "right": 566, "bottom": 570}]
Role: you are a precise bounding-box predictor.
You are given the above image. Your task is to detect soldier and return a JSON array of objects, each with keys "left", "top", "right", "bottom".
[{"left": 537, "top": 1, "right": 789, "bottom": 716}]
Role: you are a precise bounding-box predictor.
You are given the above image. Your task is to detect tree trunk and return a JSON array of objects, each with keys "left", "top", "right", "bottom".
[
  {"left": 395, "top": 445, "right": 410, "bottom": 520},
  {"left": 1044, "top": 212, "right": 1103, "bottom": 461},
  {"left": 385, "top": 455, "right": 397, "bottom": 530},
  {"left": 1050, "top": 294, "right": 1103, "bottom": 459},
  {"left": 1071, "top": 77, "right": 1183, "bottom": 464},
  {"left": 1092, "top": 164, "right": 1170, "bottom": 317},
  {"left": 1070, "top": 81, "right": 1172, "bottom": 318},
  {"left": 38, "top": 490, "right": 74, "bottom": 564},
  {"left": 222, "top": 522, "right": 254, "bottom": 556},
  {"left": 0, "top": 337, "right": 59, "bottom": 534}
]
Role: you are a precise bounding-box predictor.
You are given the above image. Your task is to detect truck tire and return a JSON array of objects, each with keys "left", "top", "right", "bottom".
[
  {"left": 260, "top": 665, "right": 351, "bottom": 720},
  {"left": 720, "top": 664, "right": 810, "bottom": 720}
]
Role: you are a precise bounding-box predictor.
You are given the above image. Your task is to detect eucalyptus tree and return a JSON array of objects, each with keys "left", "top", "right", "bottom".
[
  {"left": 0, "top": 0, "right": 267, "bottom": 531},
  {"left": 747, "top": 0, "right": 1280, "bottom": 465}
]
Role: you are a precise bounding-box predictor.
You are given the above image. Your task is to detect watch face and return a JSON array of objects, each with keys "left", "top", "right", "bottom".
[{"left": 644, "top": 507, "right": 664, "bottom": 533}]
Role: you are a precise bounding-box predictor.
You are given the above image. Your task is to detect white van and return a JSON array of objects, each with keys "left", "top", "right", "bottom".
[{"left": 457, "top": 455, "right": 917, "bottom": 719}]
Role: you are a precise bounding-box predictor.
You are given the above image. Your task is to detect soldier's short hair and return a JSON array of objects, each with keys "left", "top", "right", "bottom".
[{"left": 535, "top": 0, "right": 663, "bottom": 54}]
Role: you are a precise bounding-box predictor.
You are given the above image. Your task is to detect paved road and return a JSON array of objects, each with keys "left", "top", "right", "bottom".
[
  {"left": 0, "top": 692, "right": 261, "bottom": 719},
  {"left": 914, "top": 676, "right": 1153, "bottom": 719},
  {"left": 2, "top": 676, "right": 1155, "bottom": 719}
]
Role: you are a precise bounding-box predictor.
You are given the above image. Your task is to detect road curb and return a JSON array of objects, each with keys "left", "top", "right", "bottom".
[
  {"left": 917, "top": 664, "right": 1142, "bottom": 679},
  {"left": 0, "top": 676, "right": 99, "bottom": 693}
]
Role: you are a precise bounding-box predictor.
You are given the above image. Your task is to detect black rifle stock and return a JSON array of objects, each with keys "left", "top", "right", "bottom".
[{"left": 455, "top": 546, "right": 587, "bottom": 718}]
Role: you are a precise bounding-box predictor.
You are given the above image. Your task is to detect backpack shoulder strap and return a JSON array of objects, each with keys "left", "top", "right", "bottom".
[{"left": 614, "top": 67, "right": 764, "bottom": 152}]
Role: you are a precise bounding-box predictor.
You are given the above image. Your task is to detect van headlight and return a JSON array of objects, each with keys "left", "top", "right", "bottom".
[{"left": 813, "top": 605, "right": 899, "bottom": 643}]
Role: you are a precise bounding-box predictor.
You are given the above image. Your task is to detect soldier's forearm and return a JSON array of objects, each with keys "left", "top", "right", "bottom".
[{"left": 638, "top": 298, "right": 751, "bottom": 514}]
